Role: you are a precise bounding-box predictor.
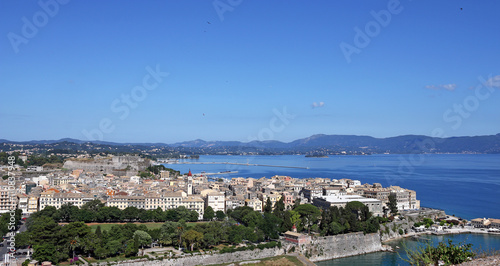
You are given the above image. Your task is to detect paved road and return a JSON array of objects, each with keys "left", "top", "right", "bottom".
[{"left": 0, "top": 221, "right": 28, "bottom": 264}]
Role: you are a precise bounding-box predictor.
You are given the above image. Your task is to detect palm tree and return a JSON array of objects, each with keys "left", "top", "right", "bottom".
[{"left": 68, "top": 236, "right": 80, "bottom": 259}]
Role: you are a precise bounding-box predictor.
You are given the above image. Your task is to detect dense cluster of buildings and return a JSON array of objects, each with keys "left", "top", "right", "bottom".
[
  {"left": 471, "top": 218, "right": 500, "bottom": 230},
  {"left": 0, "top": 155, "right": 420, "bottom": 219}
]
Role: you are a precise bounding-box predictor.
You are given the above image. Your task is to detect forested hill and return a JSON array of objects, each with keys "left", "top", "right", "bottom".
[{"left": 1, "top": 133, "right": 499, "bottom": 155}]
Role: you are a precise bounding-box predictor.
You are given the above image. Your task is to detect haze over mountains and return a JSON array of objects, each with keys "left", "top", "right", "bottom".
[{"left": 1, "top": 133, "right": 500, "bottom": 154}]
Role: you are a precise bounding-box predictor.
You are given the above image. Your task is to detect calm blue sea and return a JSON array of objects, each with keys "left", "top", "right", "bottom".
[
  {"left": 165, "top": 154, "right": 500, "bottom": 265},
  {"left": 315, "top": 233, "right": 500, "bottom": 266}
]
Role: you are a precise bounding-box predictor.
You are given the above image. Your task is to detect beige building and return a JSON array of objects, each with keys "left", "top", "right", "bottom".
[
  {"left": 40, "top": 192, "right": 90, "bottom": 209},
  {"left": 205, "top": 192, "right": 225, "bottom": 213},
  {"left": 260, "top": 193, "right": 282, "bottom": 209},
  {"left": 145, "top": 193, "right": 163, "bottom": 210},
  {"left": 39, "top": 190, "right": 57, "bottom": 210},
  {"left": 106, "top": 195, "right": 129, "bottom": 210},
  {"left": 165, "top": 191, "right": 185, "bottom": 209},
  {"left": 471, "top": 218, "right": 491, "bottom": 228},
  {"left": 28, "top": 196, "right": 39, "bottom": 214},
  {"left": 0, "top": 186, "right": 17, "bottom": 213},
  {"left": 245, "top": 198, "right": 262, "bottom": 212},
  {"left": 181, "top": 196, "right": 205, "bottom": 219}
]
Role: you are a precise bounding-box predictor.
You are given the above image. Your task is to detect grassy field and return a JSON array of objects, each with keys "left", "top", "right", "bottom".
[
  {"left": 216, "top": 255, "right": 305, "bottom": 266},
  {"left": 88, "top": 222, "right": 202, "bottom": 232}
]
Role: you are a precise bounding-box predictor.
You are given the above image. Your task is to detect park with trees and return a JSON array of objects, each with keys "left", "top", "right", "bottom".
[{"left": 9, "top": 197, "right": 387, "bottom": 264}]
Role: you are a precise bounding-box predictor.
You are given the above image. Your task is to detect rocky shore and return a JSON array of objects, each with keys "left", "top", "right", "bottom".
[{"left": 459, "top": 254, "right": 500, "bottom": 265}]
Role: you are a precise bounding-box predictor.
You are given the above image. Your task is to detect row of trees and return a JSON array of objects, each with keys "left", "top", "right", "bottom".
[
  {"left": 319, "top": 201, "right": 382, "bottom": 236},
  {"left": 0, "top": 152, "right": 64, "bottom": 167},
  {"left": 15, "top": 210, "right": 281, "bottom": 263},
  {"left": 230, "top": 198, "right": 382, "bottom": 238},
  {"left": 13, "top": 196, "right": 384, "bottom": 264},
  {"left": 15, "top": 216, "right": 153, "bottom": 263},
  {"left": 0, "top": 209, "right": 22, "bottom": 237},
  {"left": 44, "top": 199, "right": 199, "bottom": 223}
]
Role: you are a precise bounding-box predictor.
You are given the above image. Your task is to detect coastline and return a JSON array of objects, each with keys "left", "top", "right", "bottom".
[{"left": 383, "top": 227, "right": 500, "bottom": 244}]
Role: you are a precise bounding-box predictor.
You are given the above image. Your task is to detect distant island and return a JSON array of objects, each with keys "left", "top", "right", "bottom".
[
  {"left": 1, "top": 133, "right": 500, "bottom": 156},
  {"left": 305, "top": 154, "right": 329, "bottom": 158}
]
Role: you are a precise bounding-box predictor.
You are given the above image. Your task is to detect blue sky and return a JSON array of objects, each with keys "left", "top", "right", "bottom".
[{"left": 1, "top": 0, "right": 500, "bottom": 143}]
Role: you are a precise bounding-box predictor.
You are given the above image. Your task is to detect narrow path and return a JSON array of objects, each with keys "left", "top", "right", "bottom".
[
  {"left": 289, "top": 253, "right": 316, "bottom": 266},
  {"left": 78, "top": 256, "right": 89, "bottom": 265}
]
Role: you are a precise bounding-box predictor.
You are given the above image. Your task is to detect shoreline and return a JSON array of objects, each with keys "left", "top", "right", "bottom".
[{"left": 382, "top": 228, "right": 500, "bottom": 244}]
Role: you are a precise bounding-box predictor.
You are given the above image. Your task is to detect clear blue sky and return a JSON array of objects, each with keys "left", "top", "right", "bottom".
[{"left": 1, "top": 0, "right": 499, "bottom": 143}]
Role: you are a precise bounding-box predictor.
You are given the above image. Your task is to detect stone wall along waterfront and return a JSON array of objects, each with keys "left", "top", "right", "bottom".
[
  {"left": 93, "top": 247, "right": 285, "bottom": 266},
  {"left": 299, "top": 232, "right": 383, "bottom": 262}
]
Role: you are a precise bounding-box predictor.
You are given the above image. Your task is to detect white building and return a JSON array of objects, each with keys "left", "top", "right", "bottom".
[
  {"left": 205, "top": 192, "right": 225, "bottom": 213},
  {"left": 312, "top": 194, "right": 383, "bottom": 217}
]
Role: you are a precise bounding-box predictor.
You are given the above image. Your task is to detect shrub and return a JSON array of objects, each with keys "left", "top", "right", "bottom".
[{"left": 403, "top": 239, "right": 474, "bottom": 265}]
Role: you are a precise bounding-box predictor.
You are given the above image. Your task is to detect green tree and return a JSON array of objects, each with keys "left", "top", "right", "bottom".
[
  {"left": 176, "top": 220, "right": 187, "bottom": 249},
  {"left": 329, "top": 221, "right": 344, "bottom": 235},
  {"left": 95, "top": 225, "right": 103, "bottom": 239},
  {"left": 58, "top": 203, "right": 80, "bottom": 222},
  {"left": 32, "top": 243, "right": 58, "bottom": 263},
  {"left": 293, "top": 198, "right": 301, "bottom": 209},
  {"left": 124, "top": 239, "right": 138, "bottom": 257},
  {"left": 281, "top": 211, "right": 293, "bottom": 232},
  {"left": 215, "top": 210, "right": 226, "bottom": 221},
  {"left": 258, "top": 213, "right": 281, "bottom": 240},
  {"left": 289, "top": 210, "right": 301, "bottom": 228},
  {"left": 388, "top": 193, "right": 398, "bottom": 215},
  {"left": 14, "top": 231, "right": 30, "bottom": 248},
  {"left": 68, "top": 236, "right": 81, "bottom": 259},
  {"left": 273, "top": 197, "right": 285, "bottom": 219},
  {"left": 227, "top": 225, "right": 244, "bottom": 244},
  {"left": 81, "top": 233, "right": 100, "bottom": 257},
  {"left": 160, "top": 221, "right": 180, "bottom": 245},
  {"left": 203, "top": 206, "right": 215, "bottom": 221},
  {"left": 132, "top": 230, "right": 152, "bottom": 248},
  {"left": 106, "top": 240, "right": 123, "bottom": 256},
  {"left": 75, "top": 208, "right": 95, "bottom": 222},
  {"left": 148, "top": 228, "right": 161, "bottom": 242},
  {"left": 122, "top": 207, "right": 140, "bottom": 222},
  {"left": 242, "top": 211, "right": 262, "bottom": 228},
  {"left": 293, "top": 204, "right": 320, "bottom": 233},
  {"left": 203, "top": 232, "right": 216, "bottom": 247},
  {"left": 153, "top": 207, "right": 165, "bottom": 222},
  {"left": 264, "top": 198, "right": 273, "bottom": 213},
  {"left": 94, "top": 246, "right": 109, "bottom": 259},
  {"left": 182, "top": 229, "right": 203, "bottom": 251},
  {"left": 403, "top": 239, "right": 475, "bottom": 265}
]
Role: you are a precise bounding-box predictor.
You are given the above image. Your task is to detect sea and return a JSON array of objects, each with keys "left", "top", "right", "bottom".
[{"left": 163, "top": 154, "right": 500, "bottom": 265}]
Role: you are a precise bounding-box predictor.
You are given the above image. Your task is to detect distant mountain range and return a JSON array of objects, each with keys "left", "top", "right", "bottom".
[{"left": 1, "top": 133, "right": 500, "bottom": 154}]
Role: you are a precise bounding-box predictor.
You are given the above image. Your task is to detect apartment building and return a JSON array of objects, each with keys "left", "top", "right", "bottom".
[
  {"left": 0, "top": 186, "right": 17, "bottom": 213},
  {"left": 313, "top": 195, "right": 383, "bottom": 217},
  {"left": 245, "top": 198, "right": 262, "bottom": 212},
  {"left": 205, "top": 192, "right": 225, "bottom": 213}
]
